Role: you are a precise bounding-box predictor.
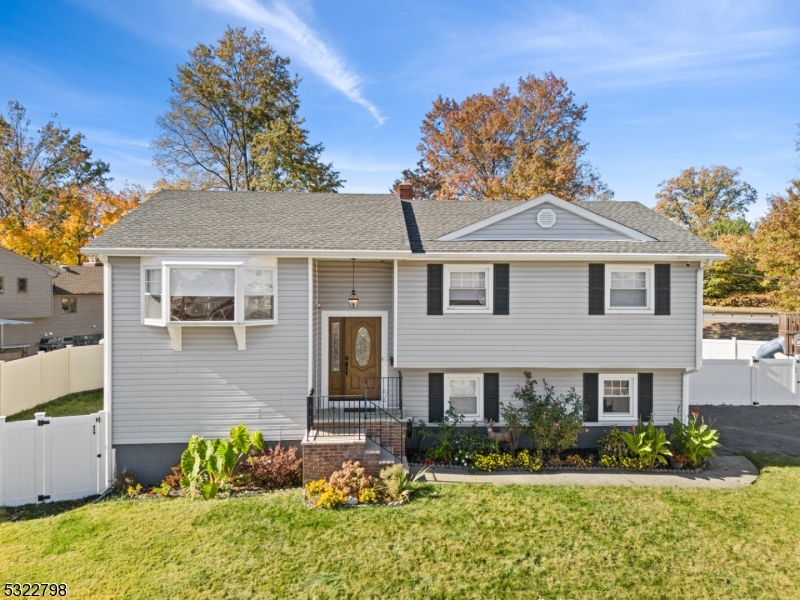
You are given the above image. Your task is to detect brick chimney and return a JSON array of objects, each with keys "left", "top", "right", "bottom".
[{"left": 397, "top": 181, "right": 414, "bottom": 200}]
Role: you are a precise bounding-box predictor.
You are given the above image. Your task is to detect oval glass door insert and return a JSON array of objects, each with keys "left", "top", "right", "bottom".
[{"left": 354, "top": 327, "right": 371, "bottom": 366}]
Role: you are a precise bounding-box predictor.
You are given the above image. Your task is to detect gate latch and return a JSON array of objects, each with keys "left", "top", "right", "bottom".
[{"left": 37, "top": 419, "right": 50, "bottom": 426}]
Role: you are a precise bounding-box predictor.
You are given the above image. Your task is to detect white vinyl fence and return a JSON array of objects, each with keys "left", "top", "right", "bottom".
[
  {"left": 0, "top": 410, "right": 110, "bottom": 507},
  {"left": 702, "top": 338, "right": 769, "bottom": 360},
  {"left": 689, "top": 357, "right": 800, "bottom": 406},
  {"left": 0, "top": 345, "right": 103, "bottom": 417}
]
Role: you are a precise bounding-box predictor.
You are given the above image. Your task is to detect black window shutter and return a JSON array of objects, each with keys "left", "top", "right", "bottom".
[
  {"left": 654, "top": 264, "right": 671, "bottom": 316},
  {"left": 583, "top": 373, "right": 599, "bottom": 422},
  {"left": 483, "top": 373, "right": 500, "bottom": 421},
  {"left": 427, "top": 264, "right": 443, "bottom": 316},
  {"left": 638, "top": 373, "right": 653, "bottom": 421},
  {"left": 493, "top": 264, "right": 510, "bottom": 315},
  {"left": 588, "top": 264, "right": 605, "bottom": 315},
  {"left": 429, "top": 373, "right": 445, "bottom": 422}
]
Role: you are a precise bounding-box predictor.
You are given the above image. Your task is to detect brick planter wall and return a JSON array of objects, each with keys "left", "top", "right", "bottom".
[
  {"left": 365, "top": 422, "right": 407, "bottom": 458},
  {"left": 302, "top": 439, "right": 368, "bottom": 484}
]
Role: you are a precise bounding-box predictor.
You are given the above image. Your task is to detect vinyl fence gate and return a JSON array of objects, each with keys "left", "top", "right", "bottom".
[{"left": 0, "top": 410, "right": 110, "bottom": 507}]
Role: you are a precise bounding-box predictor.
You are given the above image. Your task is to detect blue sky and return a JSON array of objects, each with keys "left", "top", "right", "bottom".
[{"left": 1, "top": 0, "right": 799, "bottom": 219}]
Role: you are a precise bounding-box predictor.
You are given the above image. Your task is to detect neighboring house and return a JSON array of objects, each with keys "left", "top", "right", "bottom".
[
  {"left": 0, "top": 247, "right": 104, "bottom": 352},
  {"left": 84, "top": 189, "right": 725, "bottom": 483}
]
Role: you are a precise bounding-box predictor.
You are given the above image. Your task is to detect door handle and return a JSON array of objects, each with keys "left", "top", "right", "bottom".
[{"left": 345, "top": 356, "right": 349, "bottom": 375}]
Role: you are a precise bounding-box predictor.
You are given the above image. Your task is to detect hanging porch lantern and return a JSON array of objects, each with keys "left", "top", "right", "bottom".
[{"left": 348, "top": 258, "right": 359, "bottom": 309}]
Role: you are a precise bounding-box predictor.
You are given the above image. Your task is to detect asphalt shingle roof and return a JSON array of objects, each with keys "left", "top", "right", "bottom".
[
  {"left": 52, "top": 265, "right": 104, "bottom": 295},
  {"left": 84, "top": 190, "right": 722, "bottom": 257},
  {"left": 406, "top": 200, "right": 724, "bottom": 255},
  {"left": 84, "top": 191, "right": 412, "bottom": 253}
]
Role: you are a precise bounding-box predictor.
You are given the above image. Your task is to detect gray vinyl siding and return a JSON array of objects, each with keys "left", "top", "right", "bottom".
[
  {"left": 314, "top": 260, "right": 398, "bottom": 394},
  {"left": 0, "top": 250, "right": 54, "bottom": 319},
  {"left": 110, "top": 256, "right": 309, "bottom": 445},
  {"left": 2, "top": 294, "right": 104, "bottom": 349},
  {"left": 457, "top": 203, "right": 629, "bottom": 241},
  {"left": 397, "top": 261, "right": 698, "bottom": 369},
  {"left": 401, "top": 368, "right": 683, "bottom": 426}
]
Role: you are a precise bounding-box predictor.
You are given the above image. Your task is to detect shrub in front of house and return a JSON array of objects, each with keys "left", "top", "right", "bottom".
[
  {"left": 239, "top": 444, "right": 302, "bottom": 490},
  {"left": 304, "top": 461, "right": 430, "bottom": 508},
  {"left": 501, "top": 373, "right": 585, "bottom": 460},
  {"left": 412, "top": 407, "right": 498, "bottom": 467},
  {"left": 670, "top": 412, "right": 720, "bottom": 468},
  {"left": 621, "top": 419, "right": 672, "bottom": 469}
]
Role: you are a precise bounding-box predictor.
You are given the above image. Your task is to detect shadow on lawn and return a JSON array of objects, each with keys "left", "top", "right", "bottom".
[
  {"left": 0, "top": 496, "right": 99, "bottom": 523},
  {"left": 740, "top": 452, "right": 800, "bottom": 471}
]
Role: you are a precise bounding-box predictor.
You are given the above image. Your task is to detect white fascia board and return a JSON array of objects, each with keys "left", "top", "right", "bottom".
[
  {"left": 405, "top": 252, "right": 727, "bottom": 262},
  {"left": 82, "top": 248, "right": 411, "bottom": 260},
  {"left": 436, "top": 194, "right": 656, "bottom": 242}
]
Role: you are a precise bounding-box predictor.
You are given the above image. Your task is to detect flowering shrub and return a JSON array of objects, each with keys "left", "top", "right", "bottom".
[
  {"left": 419, "top": 407, "right": 498, "bottom": 467},
  {"left": 473, "top": 453, "right": 514, "bottom": 472},
  {"left": 305, "top": 478, "right": 327, "bottom": 496},
  {"left": 328, "top": 461, "right": 373, "bottom": 498},
  {"left": 515, "top": 449, "right": 542, "bottom": 472},
  {"left": 501, "top": 373, "right": 584, "bottom": 459},
  {"left": 358, "top": 488, "right": 378, "bottom": 504},
  {"left": 599, "top": 455, "right": 644, "bottom": 469},
  {"left": 240, "top": 444, "right": 302, "bottom": 490},
  {"left": 564, "top": 454, "right": 591, "bottom": 468},
  {"left": 316, "top": 489, "right": 346, "bottom": 509}
]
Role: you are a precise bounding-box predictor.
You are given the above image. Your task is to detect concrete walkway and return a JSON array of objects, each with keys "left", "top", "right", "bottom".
[{"left": 413, "top": 455, "right": 758, "bottom": 489}]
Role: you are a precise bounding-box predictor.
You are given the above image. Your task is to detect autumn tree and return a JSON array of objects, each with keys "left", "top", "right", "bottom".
[
  {"left": 0, "top": 101, "right": 109, "bottom": 229},
  {"left": 654, "top": 166, "right": 757, "bottom": 240},
  {"left": 395, "top": 72, "right": 610, "bottom": 201},
  {"left": 752, "top": 182, "right": 800, "bottom": 311},
  {"left": 0, "top": 101, "right": 136, "bottom": 264},
  {"left": 152, "top": 27, "right": 342, "bottom": 192}
]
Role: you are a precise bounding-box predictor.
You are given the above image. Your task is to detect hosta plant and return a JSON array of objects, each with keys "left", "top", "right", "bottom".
[{"left": 621, "top": 419, "right": 672, "bottom": 468}]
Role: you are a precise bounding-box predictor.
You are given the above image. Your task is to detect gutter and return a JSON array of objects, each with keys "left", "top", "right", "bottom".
[{"left": 683, "top": 259, "right": 713, "bottom": 423}]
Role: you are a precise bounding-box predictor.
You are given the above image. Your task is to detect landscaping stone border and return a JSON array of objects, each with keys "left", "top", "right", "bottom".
[{"left": 408, "top": 461, "right": 707, "bottom": 475}]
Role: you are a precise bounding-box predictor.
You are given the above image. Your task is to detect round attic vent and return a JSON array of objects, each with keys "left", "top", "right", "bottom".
[{"left": 537, "top": 208, "right": 557, "bottom": 228}]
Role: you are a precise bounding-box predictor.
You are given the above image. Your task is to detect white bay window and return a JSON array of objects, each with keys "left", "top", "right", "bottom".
[{"left": 142, "top": 258, "right": 277, "bottom": 328}]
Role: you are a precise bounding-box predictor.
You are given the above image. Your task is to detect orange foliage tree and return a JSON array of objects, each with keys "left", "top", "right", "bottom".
[
  {"left": 753, "top": 182, "right": 800, "bottom": 311},
  {"left": 395, "top": 73, "right": 610, "bottom": 201},
  {"left": 0, "top": 185, "right": 141, "bottom": 265}
]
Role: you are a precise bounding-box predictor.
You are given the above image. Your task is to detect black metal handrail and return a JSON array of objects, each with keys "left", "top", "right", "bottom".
[
  {"left": 362, "top": 373, "right": 402, "bottom": 416},
  {"left": 306, "top": 377, "right": 405, "bottom": 462}
]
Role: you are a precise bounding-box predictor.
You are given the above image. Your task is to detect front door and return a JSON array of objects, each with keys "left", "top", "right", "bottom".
[{"left": 328, "top": 317, "right": 381, "bottom": 397}]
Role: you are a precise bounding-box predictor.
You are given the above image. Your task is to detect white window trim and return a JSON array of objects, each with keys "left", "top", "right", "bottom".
[
  {"left": 444, "top": 373, "right": 484, "bottom": 422},
  {"left": 140, "top": 257, "right": 278, "bottom": 327},
  {"left": 599, "top": 373, "right": 637, "bottom": 421},
  {"left": 605, "top": 264, "right": 654, "bottom": 314},
  {"left": 443, "top": 264, "right": 493, "bottom": 314}
]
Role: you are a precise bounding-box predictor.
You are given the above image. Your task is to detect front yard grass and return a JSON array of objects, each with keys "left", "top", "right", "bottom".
[
  {"left": 4, "top": 388, "right": 102, "bottom": 422},
  {"left": 2, "top": 461, "right": 800, "bottom": 599}
]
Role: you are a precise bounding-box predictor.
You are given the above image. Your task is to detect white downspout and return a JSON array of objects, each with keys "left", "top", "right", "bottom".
[
  {"left": 393, "top": 260, "right": 398, "bottom": 369},
  {"left": 684, "top": 260, "right": 712, "bottom": 423},
  {"left": 100, "top": 255, "right": 113, "bottom": 487},
  {"left": 307, "top": 257, "right": 313, "bottom": 394}
]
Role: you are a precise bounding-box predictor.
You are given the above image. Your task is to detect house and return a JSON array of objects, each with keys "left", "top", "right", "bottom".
[
  {"left": 83, "top": 188, "right": 725, "bottom": 483},
  {"left": 0, "top": 247, "right": 104, "bottom": 354}
]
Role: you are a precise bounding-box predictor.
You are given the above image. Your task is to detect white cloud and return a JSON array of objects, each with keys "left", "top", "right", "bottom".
[{"left": 206, "top": 0, "right": 384, "bottom": 124}]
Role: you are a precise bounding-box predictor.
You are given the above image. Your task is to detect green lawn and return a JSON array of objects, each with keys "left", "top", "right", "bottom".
[
  {"left": 5, "top": 388, "right": 103, "bottom": 422},
  {"left": 1, "top": 463, "right": 800, "bottom": 599}
]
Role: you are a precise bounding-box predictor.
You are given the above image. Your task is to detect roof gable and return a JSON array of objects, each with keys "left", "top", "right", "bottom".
[{"left": 436, "top": 194, "right": 655, "bottom": 242}]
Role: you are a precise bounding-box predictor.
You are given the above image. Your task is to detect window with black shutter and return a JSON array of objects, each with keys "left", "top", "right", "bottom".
[
  {"left": 654, "top": 264, "right": 671, "bottom": 315},
  {"left": 427, "top": 264, "right": 443, "bottom": 315},
  {"left": 483, "top": 373, "right": 500, "bottom": 421},
  {"left": 588, "top": 264, "right": 604, "bottom": 315},
  {"left": 638, "top": 373, "right": 653, "bottom": 421},
  {"left": 493, "top": 264, "right": 509, "bottom": 315},
  {"left": 583, "top": 373, "right": 599, "bottom": 422},
  {"left": 429, "top": 373, "right": 445, "bottom": 422}
]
